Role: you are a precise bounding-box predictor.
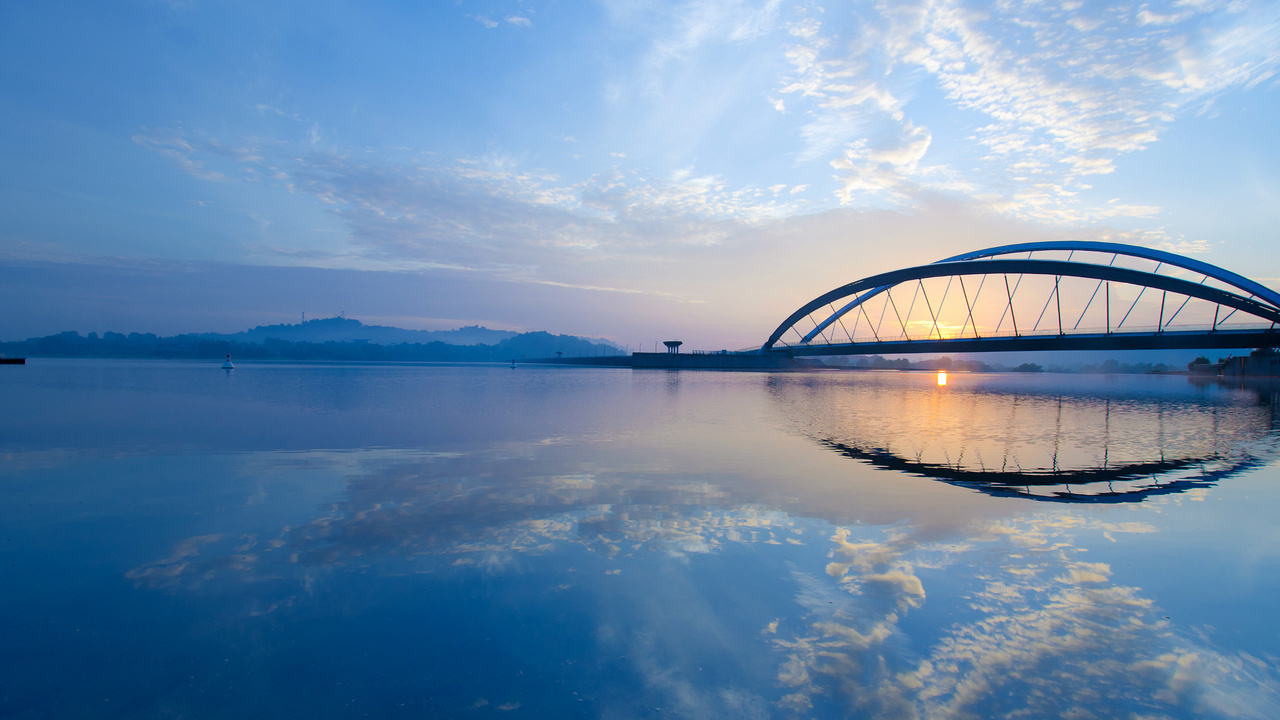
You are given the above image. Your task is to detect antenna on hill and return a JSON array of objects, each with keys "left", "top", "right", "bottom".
[{"left": 301, "top": 312, "right": 305, "bottom": 323}]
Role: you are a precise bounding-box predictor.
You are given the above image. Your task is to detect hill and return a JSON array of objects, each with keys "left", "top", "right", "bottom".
[
  {"left": 211, "top": 317, "right": 521, "bottom": 346},
  {"left": 0, "top": 320, "right": 625, "bottom": 362}
]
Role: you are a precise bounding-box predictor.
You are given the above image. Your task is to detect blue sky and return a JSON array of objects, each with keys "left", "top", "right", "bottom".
[{"left": 2, "top": 0, "right": 1278, "bottom": 346}]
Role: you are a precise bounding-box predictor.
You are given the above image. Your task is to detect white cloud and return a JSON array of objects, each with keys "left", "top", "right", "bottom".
[
  {"left": 648, "top": 0, "right": 785, "bottom": 61},
  {"left": 505, "top": 15, "right": 531, "bottom": 27},
  {"left": 773, "top": 0, "right": 1280, "bottom": 224},
  {"left": 830, "top": 122, "right": 934, "bottom": 203},
  {"left": 132, "top": 131, "right": 229, "bottom": 182}
]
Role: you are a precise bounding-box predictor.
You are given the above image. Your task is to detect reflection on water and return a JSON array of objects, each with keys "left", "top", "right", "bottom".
[
  {"left": 119, "top": 447, "right": 1280, "bottom": 719},
  {"left": 3, "top": 362, "right": 1280, "bottom": 719},
  {"left": 770, "top": 372, "right": 1280, "bottom": 502}
]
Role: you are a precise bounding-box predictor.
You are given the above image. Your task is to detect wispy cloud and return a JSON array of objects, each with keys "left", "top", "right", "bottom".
[
  {"left": 135, "top": 127, "right": 803, "bottom": 287},
  {"left": 776, "top": 0, "right": 1280, "bottom": 224},
  {"left": 644, "top": 0, "right": 785, "bottom": 63},
  {"left": 127, "top": 0, "right": 1280, "bottom": 288},
  {"left": 132, "top": 130, "right": 229, "bottom": 182}
]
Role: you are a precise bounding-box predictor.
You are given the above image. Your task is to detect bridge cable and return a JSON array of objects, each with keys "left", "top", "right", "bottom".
[
  {"left": 822, "top": 303, "right": 840, "bottom": 344},
  {"left": 874, "top": 287, "right": 893, "bottom": 341},
  {"left": 919, "top": 281, "right": 937, "bottom": 340},
  {"left": 887, "top": 288, "right": 910, "bottom": 339},
  {"left": 904, "top": 281, "right": 923, "bottom": 336},
  {"left": 1032, "top": 276, "right": 1061, "bottom": 333},
  {"left": 1070, "top": 271, "right": 1111, "bottom": 330},
  {"left": 810, "top": 307, "right": 831, "bottom": 345},
  {"left": 1118, "top": 285, "right": 1146, "bottom": 330},
  {"left": 833, "top": 303, "right": 855, "bottom": 344},
  {"left": 959, "top": 275, "right": 979, "bottom": 339},
  {"left": 970, "top": 275, "right": 989, "bottom": 336},
  {"left": 1075, "top": 253, "right": 1119, "bottom": 330},
  {"left": 1118, "top": 262, "right": 1162, "bottom": 331},
  {"left": 807, "top": 313, "right": 828, "bottom": 346},
  {"left": 996, "top": 273, "right": 1025, "bottom": 335},
  {"left": 843, "top": 298, "right": 861, "bottom": 342},
  {"left": 935, "top": 276, "right": 955, "bottom": 339},
  {"left": 834, "top": 298, "right": 855, "bottom": 340},
  {"left": 859, "top": 301, "right": 881, "bottom": 342},
  {"left": 1057, "top": 277, "right": 1063, "bottom": 335},
  {"left": 1074, "top": 279, "right": 1105, "bottom": 330},
  {"left": 808, "top": 311, "right": 829, "bottom": 348},
  {"left": 1003, "top": 275, "right": 1020, "bottom": 336},
  {"left": 1163, "top": 277, "right": 1208, "bottom": 329},
  {"left": 918, "top": 279, "right": 943, "bottom": 340}
]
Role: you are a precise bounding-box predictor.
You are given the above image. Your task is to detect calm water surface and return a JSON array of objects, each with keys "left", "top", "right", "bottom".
[{"left": 3, "top": 359, "right": 1279, "bottom": 719}]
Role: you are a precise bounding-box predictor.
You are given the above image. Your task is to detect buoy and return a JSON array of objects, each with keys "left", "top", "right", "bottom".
[{"left": 221, "top": 353, "right": 235, "bottom": 369}]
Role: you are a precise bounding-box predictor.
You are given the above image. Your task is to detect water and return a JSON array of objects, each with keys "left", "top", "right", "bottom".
[{"left": 2, "top": 359, "right": 1279, "bottom": 719}]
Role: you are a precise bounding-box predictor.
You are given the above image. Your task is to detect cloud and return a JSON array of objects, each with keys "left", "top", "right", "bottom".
[
  {"left": 132, "top": 125, "right": 804, "bottom": 276},
  {"left": 644, "top": 0, "right": 784, "bottom": 62},
  {"left": 121, "top": 124, "right": 808, "bottom": 290},
  {"left": 830, "top": 122, "right": 934, "bottom": 204},
  {"left": 124, "top": 1, "right": 1280, "bottom": 286},
  {"left": 132, "top": 131, "right": 229, "bottom": 182},
  {"left": 774, "top": 0, "right": 1280, "bottom": 222},
  {"left": 505, "top": 15, "right": 531, "bottom": 27}
]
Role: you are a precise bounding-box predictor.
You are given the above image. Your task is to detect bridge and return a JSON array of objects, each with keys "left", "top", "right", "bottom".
[{"left": 761, "top": 241, "right": 1280, "bottom": 357}]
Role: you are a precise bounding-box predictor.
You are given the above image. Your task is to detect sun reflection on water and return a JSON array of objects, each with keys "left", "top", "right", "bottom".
[{"left": 769, "top": 373, "right": 1280, "bottom": 501}]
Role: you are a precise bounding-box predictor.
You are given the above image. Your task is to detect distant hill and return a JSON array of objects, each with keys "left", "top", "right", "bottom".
[
  {"left": 209, "top": 317, "right": 519, "bottom": 346},
  {"left": 0, "top": 319, "right": 627, "bottom": 362}
]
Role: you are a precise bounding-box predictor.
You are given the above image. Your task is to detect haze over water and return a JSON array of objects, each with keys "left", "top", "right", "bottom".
[{"left": 3, "top": 360, "right": 1280, "bottom": 718}]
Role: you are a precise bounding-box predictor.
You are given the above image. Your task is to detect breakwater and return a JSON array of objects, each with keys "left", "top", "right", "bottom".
[{"left": 527, "top": 351, "right": 802, "bottom": 370}]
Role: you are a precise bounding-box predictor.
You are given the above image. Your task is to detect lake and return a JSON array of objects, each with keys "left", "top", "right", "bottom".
[{"left": 2, "top": 359, "right": 1279, "bottom": 719}]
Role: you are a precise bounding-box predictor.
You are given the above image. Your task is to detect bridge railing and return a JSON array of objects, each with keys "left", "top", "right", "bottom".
[{"left": 773, "top": 321, "right": 1275, "bottom": 349}]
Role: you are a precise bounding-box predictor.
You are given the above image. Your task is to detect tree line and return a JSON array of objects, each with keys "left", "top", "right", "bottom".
[{"left": 0, "top": 330, "right": 624, "bottom": 362}]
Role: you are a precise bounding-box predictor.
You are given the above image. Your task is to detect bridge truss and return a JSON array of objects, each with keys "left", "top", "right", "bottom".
[{"left": 762, "top": 241, "right": 1280, "bottom": 356}]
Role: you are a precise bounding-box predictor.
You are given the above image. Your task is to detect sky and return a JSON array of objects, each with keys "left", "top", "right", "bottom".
[{"left": 1, "top": 0, "right": 1278, "bottom": 348}]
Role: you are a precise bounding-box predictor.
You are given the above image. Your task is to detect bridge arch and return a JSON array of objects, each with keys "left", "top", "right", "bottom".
[{"left": 762, "top": 241, "right": 1280, "bottom": 355}]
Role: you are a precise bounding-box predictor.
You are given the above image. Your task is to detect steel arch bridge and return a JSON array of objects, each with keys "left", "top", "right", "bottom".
[{"left": 761, "top": 241, "right": 1280, "bottom": 356}]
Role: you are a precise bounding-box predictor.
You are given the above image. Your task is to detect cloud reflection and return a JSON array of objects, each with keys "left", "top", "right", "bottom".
[
  {"left": 773, "top": 516, "right": 1280, "bottom": 719},
  {"left": 125, "top": 434, "right": 1280, "bottom": 718}
]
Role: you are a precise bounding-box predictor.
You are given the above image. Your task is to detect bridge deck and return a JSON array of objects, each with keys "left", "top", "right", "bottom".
[{"left": 772, "top": 327, "right": 1279, "bottom": 357}]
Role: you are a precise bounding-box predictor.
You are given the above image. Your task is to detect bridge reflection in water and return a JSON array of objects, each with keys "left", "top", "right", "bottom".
[{"left": 769, "top": 373, "right": 1280, "bottom": 503}]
